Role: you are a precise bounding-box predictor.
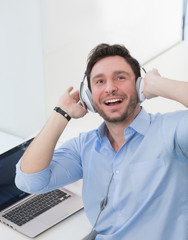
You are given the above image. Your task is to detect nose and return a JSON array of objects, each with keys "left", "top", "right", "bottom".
[{"left": 105, "top": 80, "right": 118, "bottom": 93}]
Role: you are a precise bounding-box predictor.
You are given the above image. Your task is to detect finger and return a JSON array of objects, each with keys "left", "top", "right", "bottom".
[
  {"left": 78, "top": 102, "right": 88, "bottom": 113},
  {"left": 71, "top": 90, "right": 80, "bottom": 102},
  {"left": 67, "top": 86, "right": 74, "bottom": 93},
  {"left": 152, "top": 68, "right": 161, "bottom": 77},
  {"left": 152, "top": 68, "right": 159, "bottom": 73}
]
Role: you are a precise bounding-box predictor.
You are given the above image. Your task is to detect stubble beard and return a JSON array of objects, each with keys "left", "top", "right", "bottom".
[{"left": 93, "top": 94, "right": 138, "bottom": 123}]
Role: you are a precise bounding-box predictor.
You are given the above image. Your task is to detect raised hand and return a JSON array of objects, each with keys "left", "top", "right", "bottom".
[{"left": 57, "top": 86, "right": 88, "bottom": 119}]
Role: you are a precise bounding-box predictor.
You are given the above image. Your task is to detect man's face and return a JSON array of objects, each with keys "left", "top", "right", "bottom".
[{"left": 90, "top": 56, "right": 138, "bottom": 123}]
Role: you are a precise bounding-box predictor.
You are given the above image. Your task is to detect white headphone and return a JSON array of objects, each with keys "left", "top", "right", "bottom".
[
  {"left": 79, "top": 69, "right": 146, "bottom": 112},
  {"left": 79, "top": 74, "right": 96, "bottom": 112}
]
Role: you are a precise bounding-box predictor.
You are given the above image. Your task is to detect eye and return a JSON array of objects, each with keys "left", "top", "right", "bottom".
[
  {"left": 96, "top": 79, "right": 104, "bottom": 85},
  {"left": 117, "top": 75, "right": 125, "bottom": 81}
]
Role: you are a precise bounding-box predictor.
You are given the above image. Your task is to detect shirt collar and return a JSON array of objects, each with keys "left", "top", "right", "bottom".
[
  {"left": 97, "top": 122, "right": 108, "bottom": 140},
  {"left": 129, "top": 107, "right": 151, "bottom": 135},
  {"left": 96, "top": 107, "right": 151, "bottom": 140}
]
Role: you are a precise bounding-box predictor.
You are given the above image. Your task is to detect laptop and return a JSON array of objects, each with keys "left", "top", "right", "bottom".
[{"left": 0, "top": 138, "right": 84, "bottom": 238}]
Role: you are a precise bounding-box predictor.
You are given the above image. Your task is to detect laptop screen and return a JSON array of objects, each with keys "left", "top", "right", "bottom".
[{"left": 0, "top": 138, "right": 34, "bottom": 211}]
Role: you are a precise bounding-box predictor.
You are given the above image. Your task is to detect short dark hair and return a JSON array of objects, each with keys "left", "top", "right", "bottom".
[{"left": 85, "top": 43, "right": 141, "bottom": 90}]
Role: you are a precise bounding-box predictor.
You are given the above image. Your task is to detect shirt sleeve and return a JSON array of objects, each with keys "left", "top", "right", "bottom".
[
  {"left": 15, "top": 137, "right": 83, "bottom": 194},
  {"left": 163, "top": 110, "right": 188, "bottom": 162},
  {"left": 175, "top": 111, "right": 188, "bottom": 160}
]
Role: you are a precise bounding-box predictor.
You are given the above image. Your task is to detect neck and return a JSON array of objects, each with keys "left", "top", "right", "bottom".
[{"left": 106, "top": 104, "right": 141, "bottom": 152}]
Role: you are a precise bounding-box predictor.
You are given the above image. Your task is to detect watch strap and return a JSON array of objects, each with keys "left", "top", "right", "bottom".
[{"left": 54, "top": 107, "right": 71, "bottom": 121}]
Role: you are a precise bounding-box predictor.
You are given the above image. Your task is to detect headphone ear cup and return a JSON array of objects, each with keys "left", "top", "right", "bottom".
[
  {"left": 82, "top": 88, "right": 96, "bottom": 112},
  {"left": 79, "top": 81, "right": 96, "bottom": 112},
  {"left": 136, "top": 77, "right": 146, "bottom": 103}
]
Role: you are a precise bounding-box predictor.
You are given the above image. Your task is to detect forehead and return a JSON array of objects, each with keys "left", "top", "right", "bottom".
[{"left": 90, "top": 56, "right": 134, "bottom": 78}]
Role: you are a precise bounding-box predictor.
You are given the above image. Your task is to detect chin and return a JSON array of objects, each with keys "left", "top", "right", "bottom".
[
  {"left": 94, "top": 98, "right": 138, "bottom": 123},
  {"left": 95, "top": 107, "right": 128, "bottom": 123},
  {"left": 104, "top": 113, "right": 130, "bottom": 123}
]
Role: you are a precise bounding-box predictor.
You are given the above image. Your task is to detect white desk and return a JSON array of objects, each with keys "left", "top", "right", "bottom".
[{"left": 0, "top": 131, "right": 23, "bottom": 153}]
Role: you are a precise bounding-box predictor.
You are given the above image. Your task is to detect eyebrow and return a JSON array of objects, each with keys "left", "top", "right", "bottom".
[
  {"left": 91, "top": 70, "right": 130, "bottom": 82},
  {"left": 91, "top": 73, "right": 104, "bottom": 82},
  {"left": 113, "top": 70, "right": 130, "bottom": 76}
]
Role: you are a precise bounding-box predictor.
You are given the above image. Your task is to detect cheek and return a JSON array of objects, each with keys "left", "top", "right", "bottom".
[
  {"left": 90, "top": 88, "right": 99, "bottom": 102},
  {"left": 126, "top": 82, "right": 137, "bottom": 95},
  {"left": 119, "top": 82, "right": 136, "bottom": 96},
  {"left": 91, "top": 85, "right": 103, "bottom": 98}
]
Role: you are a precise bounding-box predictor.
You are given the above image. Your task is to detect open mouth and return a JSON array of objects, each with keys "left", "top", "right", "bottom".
[{"left": 104, "top": 98, "right": 123, "bottom": 106}]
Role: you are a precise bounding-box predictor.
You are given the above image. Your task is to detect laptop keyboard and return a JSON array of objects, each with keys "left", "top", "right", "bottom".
[{"left": 3, "top": 189, "right": 71, "bottom": 226}]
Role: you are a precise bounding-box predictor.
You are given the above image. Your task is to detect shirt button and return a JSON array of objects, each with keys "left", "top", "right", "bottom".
[{"left": 115, "top": 170, "right": 120, "bottom": 174}]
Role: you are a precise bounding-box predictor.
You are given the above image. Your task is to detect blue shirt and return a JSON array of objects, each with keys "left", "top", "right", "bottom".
[{"left": 16, "top": 108, "right": 188, "bottom": 240}]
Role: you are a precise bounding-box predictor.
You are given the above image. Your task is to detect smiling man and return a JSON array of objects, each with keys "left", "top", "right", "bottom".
[
  {"left": 89, "top": 55, "right": 141, "bottom": 152},
  {"left": 15, "top": 44, "right": 188, "bottom": 240}
]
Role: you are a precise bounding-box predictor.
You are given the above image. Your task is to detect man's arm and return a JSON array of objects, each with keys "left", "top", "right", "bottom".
[
  {"left": 143, "top": 69, "right": 188, "bottom": 107},
  {"left": 20, "top": 86, "right": 88, "bottom": 174}
]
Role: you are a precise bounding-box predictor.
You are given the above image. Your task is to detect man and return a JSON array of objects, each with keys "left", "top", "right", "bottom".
[{"left": 15, "top": 44, "right": 188, "bottom": 240}]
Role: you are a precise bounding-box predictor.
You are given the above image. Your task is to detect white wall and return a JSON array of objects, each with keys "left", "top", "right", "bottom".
[
  {"left": 0, "top": 0, "right": 45, "bottom": 138},
  {"left": 0, "top": 0, "right": 183, "bottom": 139},
  {"left": 41, "top": 0, "right": 183, "bottom": 137}
]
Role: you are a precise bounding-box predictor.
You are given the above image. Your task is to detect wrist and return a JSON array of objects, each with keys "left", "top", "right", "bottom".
[{"left": 53, "top": 107, "right": 71, "bottom": 121}]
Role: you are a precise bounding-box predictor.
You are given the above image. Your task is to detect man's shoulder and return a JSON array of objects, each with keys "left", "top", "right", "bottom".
[
  {"left": 148, "top": 109, "right": 188, "bottom": 137},
  {"left": 160, "top": 109, "right": 188, "bottom": 122},
  {"left": 149, "top": 109, "right": 188, "bottom": 122}
]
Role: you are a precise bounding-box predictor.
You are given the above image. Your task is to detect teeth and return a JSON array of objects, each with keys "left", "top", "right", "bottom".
[{"left": 105, "top": 99, "right": 122, "bottom": 104}]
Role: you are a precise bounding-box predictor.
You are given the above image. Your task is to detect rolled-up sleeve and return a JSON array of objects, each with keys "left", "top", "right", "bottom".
[
  {"left": 15, "top": 160, "right": 51, "bottom": 194},
  {"left": 15, "top": 137, "right": 83, "bottom": 194}
]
